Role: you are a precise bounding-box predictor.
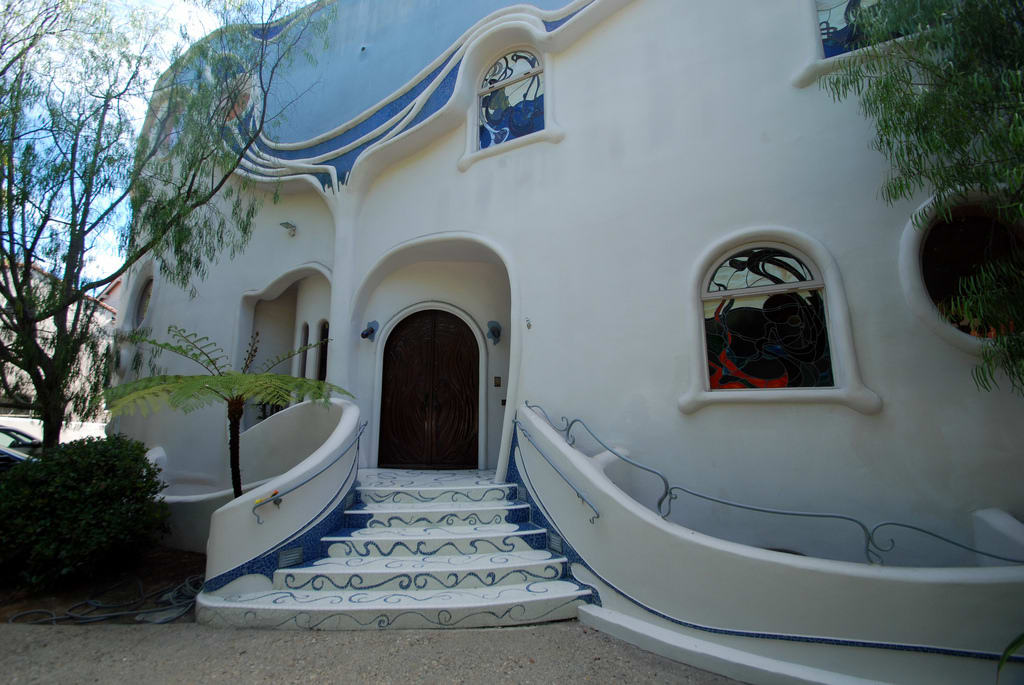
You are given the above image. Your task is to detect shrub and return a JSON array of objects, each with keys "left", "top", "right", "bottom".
[{"left": 0, "top": 434, "right": 169, "bottom": 589}]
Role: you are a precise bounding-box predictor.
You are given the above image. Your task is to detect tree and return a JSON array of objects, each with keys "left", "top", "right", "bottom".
[
  {"left": 0, "top": 0, "right": 331, "bottom": 446},
  {"left": 824, "top": 0, "right": 1024, "bottom": 395},
  {"left": 105, "top": 326, "right": 351, "bottom": 498}
]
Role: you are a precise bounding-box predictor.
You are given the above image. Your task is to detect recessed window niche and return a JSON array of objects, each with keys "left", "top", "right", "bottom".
[
  {"left": 900, "top": 201, "right": 1022, "bottom": 354},
  {"left": 921, "top": 208, "right": 1021, "bottom": 338}
]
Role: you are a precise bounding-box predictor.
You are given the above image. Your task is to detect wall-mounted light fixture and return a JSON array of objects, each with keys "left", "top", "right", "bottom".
[
  {"left": 487, "top": 321, "right": 502, "bottom": 346},
  {"left": 360, "top": 320, "right": 379, "bottom": 341},
  {"left": 280, "top": 221, "right": 297, "bottom": 237}
]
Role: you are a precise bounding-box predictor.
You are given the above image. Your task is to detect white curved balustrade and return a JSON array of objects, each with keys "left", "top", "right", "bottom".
[
  {"left": 513, "top": 405, "right": 1024, "bottom": 684},
  {"left": 205, "top": 399, "right": 361, "bottom": 582}
]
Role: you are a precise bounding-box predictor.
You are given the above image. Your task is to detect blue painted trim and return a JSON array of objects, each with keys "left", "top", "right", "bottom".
[
  {"left": 204, "top": 455, "right": 360, "bottom": 593},
  {"left": 543, "top": 1, "right": 592, "bottom": 32},
  {"left": 401, "top": 60, "right": 462, "bottom": 133},
  {"left": 506, "top": 431, "right": 601, "bottom": 606},
  {"left": 510, "top": 423, "right": 1024, "bottom": 664},
  {"left": 245, "top": 0, "right": 598, "bottom": 186},
  {"left": 260, "top": 55, "right": 454, "bottom": 164}
]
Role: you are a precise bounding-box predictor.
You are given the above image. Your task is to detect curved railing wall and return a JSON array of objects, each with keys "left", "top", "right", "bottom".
[
  {"left": 237, "top": 399, "right": 345, "bottom": 483},
  {"left": 159, "top": 400, "right": 351, "bottom": 553},
  {"left": 512, "top": 404, "right": 1024, "bottom": 681},
  {"left": 525, "top": 402, "right": 1024, "bottom": 567},
  {"left": 204, "top": 399, "right": 361, "bottom": 588}
]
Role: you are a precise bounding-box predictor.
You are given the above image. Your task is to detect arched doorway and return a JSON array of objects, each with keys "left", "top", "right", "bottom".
[{"left": 379, "top": 309, "right": 479, "bottom": 469}]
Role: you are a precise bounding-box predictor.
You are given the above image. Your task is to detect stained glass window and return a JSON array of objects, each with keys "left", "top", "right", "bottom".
[
  {"left": 702, "top": 247, "right": 834, "bottom": 390},
  {"left": 479, "top": 50, "right": 544, "bottom": 150}
]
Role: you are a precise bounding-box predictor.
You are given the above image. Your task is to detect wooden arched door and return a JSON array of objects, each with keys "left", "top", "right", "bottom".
[{"left": 379, "top": 309, "right": 479, "bottom": 469}]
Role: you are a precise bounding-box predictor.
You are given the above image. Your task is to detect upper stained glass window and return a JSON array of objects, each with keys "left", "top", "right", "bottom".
[
  {"left": 702, "top": 247, "right": 834, "bottom": 390},
  {"left": 479, "top": 50, "right": 544, "bottom": 150}
]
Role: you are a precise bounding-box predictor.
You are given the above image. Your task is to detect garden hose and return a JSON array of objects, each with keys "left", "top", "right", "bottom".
[{"left": 7, "top": 574, "right": 204, "bottom": 625}]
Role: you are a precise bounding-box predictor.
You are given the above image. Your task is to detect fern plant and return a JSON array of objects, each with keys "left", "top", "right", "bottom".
[{"left": 105, "top": 326, "right": 351, "bottom": 498}]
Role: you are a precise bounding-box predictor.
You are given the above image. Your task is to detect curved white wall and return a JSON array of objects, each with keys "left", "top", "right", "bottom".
[
  {"left": 115, "top": 190, "right": 336, "bottom": 486},
  {"left": 205, "top": 399, "right": 359, "bottom": 582},
  {"left": 294, "top": 273, "right": 332, "bottom": 376},
  {"left": 515, "top": 406, "right": 1024, "bottom": 684}
]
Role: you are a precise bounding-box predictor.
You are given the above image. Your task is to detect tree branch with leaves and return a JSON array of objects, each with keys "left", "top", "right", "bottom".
[
  {"left": 824, "top": 0, "right": 1024, "bottom": 398},
  {"left": 0, "top": 0, "right": 333, "bottom": 445}
]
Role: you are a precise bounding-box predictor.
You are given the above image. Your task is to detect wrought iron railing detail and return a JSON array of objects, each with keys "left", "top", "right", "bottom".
[
  {"left": 251, "top": 420, "right": 367, "bottom": 524},
  {"left": 523, "top": 402, "right": 1024, "bottom": 566},
  {"left": 525, "top": 400, "right": 674, "bottom": 518},
  {"left": 514, "top": 419, "right": 599, "bottom": 524}
]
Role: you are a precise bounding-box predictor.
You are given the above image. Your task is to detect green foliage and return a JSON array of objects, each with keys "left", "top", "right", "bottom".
[
  {"left": 105, "top": 326, "right": 351, "bottom": 497},
  {"left": 824, "top": 0, "right": 1024, "bottom": 396},
  {"left": 106, "top": 325, "right": 349, "bottom": 415},
  {"left": 823, "top": 0, "right": 1024, "bottom": 227},
  {"left": 106, "top": 369, "right": 344, "bottom": 417},
  {"left": 0, "top": 0, "right": 333, "bottom": 445},
  {"left": 0, "top": 434, "right": 168, "bottom": 589},
  {"left": 949, "top": 256, "right": 1024, "bottom": 396},
  {"left": 998, "top": 631, "right": 1024, "bottom": 681}
]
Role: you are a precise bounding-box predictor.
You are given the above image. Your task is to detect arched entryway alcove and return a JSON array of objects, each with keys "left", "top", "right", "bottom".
[
  {"left": 350, "top": 234, "right": 517, "bottom": 473},
  {"left": 238, "top": 263, "right": 332, "bottom": 428}
]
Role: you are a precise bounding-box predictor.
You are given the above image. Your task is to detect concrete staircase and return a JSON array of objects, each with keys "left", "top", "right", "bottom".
[{"left": 197, "top": 469, "right": 590, "bottom": 630}]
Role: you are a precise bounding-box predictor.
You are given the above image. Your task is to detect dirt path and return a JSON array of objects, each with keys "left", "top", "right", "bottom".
[{"left": 0, "top": 621, "right": 741, "bottom": 684}]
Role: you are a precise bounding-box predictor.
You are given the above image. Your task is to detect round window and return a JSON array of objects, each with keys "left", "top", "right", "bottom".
[{"left": 921, "top": 208, "right": 1021, "bottom": 336}]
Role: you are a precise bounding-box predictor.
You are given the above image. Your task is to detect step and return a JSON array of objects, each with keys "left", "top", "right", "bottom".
[
  {"left": 355, "top": 468, "right": 515, "bottom": 505},
  {"left": 274, "top": 550, "right": 567, "bottom": 591},
  {"left": 344, "top": 501, "right": 530, "bottom": 529},
  {"left": 356, "top": 469, "right": 500, "bottom": 490},
  {"left": 197, "top": 580, "right": 591, "bottom": 630},
  {"left": 356, "top": 482, "right": 516, "bottom": 505},
  {"left": 322, "top": 523, "right": 548, "bottom": 558}
]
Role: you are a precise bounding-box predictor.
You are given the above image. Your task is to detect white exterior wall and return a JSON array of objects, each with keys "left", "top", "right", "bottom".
[
  {"left": 334, "top": 0, "right": 1022, "bottom": 563},
  {"left": 293, "top": 273, "right": 332, "bottom": 378},
  {"left": 117, "top": 0, "right": 1022, "bottom": 566},
  {"left": 115, "top": 190, "right": 336, "bottom": 484},
  {"left": 251, "top": 284, "right": 298, "bottom": 371}
]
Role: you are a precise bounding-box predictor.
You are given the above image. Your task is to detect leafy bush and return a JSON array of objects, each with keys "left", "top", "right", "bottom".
[{"left": 0, "top": 434, "right": 169, "bottom": 589}]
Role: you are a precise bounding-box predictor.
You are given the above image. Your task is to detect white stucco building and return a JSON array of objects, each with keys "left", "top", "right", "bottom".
[{"left": 113, "top": 1, "right": 1024, "bottom": 682}]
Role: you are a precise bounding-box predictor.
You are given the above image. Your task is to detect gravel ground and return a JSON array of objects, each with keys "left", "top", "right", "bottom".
[{"left": 0, "top": 620, "right": 742, "bottom": 684}]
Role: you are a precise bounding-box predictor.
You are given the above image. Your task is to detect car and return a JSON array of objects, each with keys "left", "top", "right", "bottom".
[
  {"left": 0, "top": 425, "right": 43, "bottom": 455},
  {"left": 0, "top": 444, "right": 30, "bottom": 473}
]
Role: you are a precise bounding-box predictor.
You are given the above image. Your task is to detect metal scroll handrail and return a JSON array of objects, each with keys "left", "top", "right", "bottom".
[
  {"left": 251, "top": 420, "right": 368, "bottom": 524},
  {"left": 525, "top": 401, "right": 673, "bottom": 518},
  {"left": 514, "top": 418, "right": 600, "bottom": 524},
  {"left": 523, "top": 402, "right": 1024, "bottom": 565}
]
